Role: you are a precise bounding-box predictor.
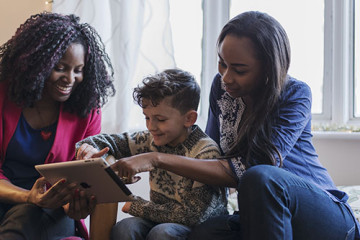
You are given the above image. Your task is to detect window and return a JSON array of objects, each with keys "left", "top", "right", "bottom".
[
  {"left": 354, "top": 0, "right": 360, "bottom": 117},
  {"left": 168, "top": 0, "right": 207, "bottom": 126},
  {"left": 230, "top": 0, "right": 325, "bottom": 114},
  {"left": 169, "top": 0, "right": 358, "bottom": 129},
  {"left": 200, "top": 0, "right": 358, "bottom": 129},
  {"left": 170, "top": 0, "right": 203, "bottom": 85}
]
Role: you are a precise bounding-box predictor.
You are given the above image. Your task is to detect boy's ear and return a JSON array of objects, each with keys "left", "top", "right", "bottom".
[{"left": 184, "top": 110, "right": 198, "bottom": 128}]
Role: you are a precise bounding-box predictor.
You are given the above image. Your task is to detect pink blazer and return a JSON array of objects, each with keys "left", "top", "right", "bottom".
[{"left": 0, "top": 81, "right": 101, "bottom": 239}]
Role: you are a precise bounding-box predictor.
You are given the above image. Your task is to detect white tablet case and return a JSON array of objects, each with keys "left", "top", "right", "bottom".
[{"left": 35, "top": 158, "right": 136, "bottom": 203}]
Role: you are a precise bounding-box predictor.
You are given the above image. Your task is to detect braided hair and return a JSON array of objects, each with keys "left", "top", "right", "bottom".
[{"left": 0, "top": 12, "right": 115, "bottom": 117}]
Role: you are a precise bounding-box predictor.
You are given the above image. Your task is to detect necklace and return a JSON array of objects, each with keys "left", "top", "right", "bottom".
[{"left": 35, "top": 105, "right": 56, "bottom": 141}]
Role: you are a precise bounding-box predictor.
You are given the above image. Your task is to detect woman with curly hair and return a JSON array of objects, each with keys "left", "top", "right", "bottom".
[{"left": 0, "top": 12, "right": 115, "bottom": 239}]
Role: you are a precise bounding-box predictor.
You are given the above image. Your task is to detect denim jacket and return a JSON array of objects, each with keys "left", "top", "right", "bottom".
[{"left": 205, "top": 74, "right": 360, "bottom": 238}]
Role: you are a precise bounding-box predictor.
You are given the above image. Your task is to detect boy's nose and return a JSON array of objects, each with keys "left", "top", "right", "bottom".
[{"left": 147, "top": 120, "right": 157, "bottom": 131}]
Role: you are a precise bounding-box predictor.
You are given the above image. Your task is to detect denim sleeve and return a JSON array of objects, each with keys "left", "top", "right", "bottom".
[
  {"left": 271, "top": 80, "right": 312, "bottom": 165},
  {"left": 226, "top": 80, "right": 312, "bottom": 177}
]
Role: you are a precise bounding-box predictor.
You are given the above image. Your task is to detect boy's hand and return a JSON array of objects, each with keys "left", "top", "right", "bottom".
[
  {"left": 122, "top": 202, "right": 131, "bottom": 213},
  {"left": 111, "top": 152, "right": 157, "bottom": 181},
  {"left": 76, "top": 143, "right": 109, "bottom": 160},
  {"left": 120, "top": 175, "right": 141, "bottom": 184}
]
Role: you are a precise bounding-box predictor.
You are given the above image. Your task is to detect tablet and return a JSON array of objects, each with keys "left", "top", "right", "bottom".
[{"left": 35, "top": 158, "right": 136, "bottom": 203}]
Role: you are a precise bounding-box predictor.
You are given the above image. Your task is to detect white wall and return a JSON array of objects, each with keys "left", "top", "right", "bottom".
[
  {"left": 0, "top": 0, "right": 50, "bottom": 45},
  {"left": 312, "top": 132, "right": 360, "bottom": 186}
]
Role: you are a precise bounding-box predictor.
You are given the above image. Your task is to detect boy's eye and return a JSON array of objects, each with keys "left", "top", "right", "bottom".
[{"left": 156, "top": 117, "right": 166, "bottom": 122}]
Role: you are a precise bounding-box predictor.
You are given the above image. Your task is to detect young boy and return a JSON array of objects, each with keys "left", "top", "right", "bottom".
[{"left": 75, "top": 69, "right": 228, "bottom": 240}]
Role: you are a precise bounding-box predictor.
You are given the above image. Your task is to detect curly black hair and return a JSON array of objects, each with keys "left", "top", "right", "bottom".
[
  {"left": 133, "top": 69, "right": 200, "bottom": 115},
  {"left": 0, "top": 12, "right": 115, "bottom": 117}
]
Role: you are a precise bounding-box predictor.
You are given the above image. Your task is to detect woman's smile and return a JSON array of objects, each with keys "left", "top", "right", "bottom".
[{"left": 55, "top": 83, "right": 73, "bottom": 95}]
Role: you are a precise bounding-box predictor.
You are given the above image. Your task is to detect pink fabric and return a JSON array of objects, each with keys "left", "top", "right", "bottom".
[
  {"left": 0, "top": 82, "right": 101, "bottom": 178},
  {"left": 0, "top": 81, "right": 102, "bottom": 240}
]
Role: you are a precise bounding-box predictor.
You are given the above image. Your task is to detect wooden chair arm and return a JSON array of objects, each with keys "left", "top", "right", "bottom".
[{"left": 90, "top": 203, "right": 118, "bottom": 240}]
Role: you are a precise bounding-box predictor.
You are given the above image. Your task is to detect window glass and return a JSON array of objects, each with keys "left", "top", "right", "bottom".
[
  {"left": 354, "top": 0, "right": 360, "bottom": 117},
  {"left": 230, "top": 0, "right": 324, "bottom": 114},
  {"left": 169, "top": 0, "right": 203, "bottom": 85}
]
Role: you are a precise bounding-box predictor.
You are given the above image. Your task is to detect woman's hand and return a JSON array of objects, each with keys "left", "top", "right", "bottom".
[
  {"left": 76, "top": 143, "right": 109, "bottom": 160},
  {"left": 111, "top": 152, "right": 158, "bottom": 183},
  {"left": 63, "top": 189, "right": 97, "bottom": 220},
  {"left": 27, "top": 177, "right": 76, "bottom": 209}
]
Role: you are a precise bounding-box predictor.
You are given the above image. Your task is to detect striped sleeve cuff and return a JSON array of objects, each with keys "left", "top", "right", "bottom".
[{"left": 227, "top": 156, "right": 246, "bottom": 179}]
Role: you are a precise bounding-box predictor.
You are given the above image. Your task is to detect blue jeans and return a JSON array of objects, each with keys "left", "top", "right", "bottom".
[
  {"left": 188, "top": 165, "right": 357, "bottom": 240},
  {"left": 111, "top": 217, "right": 191, "bottom": 240}
]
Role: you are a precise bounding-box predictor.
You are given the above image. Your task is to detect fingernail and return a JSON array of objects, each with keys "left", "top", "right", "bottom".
[
  {"left": 61, "top": 179, "right": 66, "bottom": 184},
  {"left": 75, "top": 189, "right": 79, "bottom": 198}
]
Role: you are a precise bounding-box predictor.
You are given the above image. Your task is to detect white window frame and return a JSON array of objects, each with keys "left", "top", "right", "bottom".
[
  {"left": 320, "top": 0, "right": 357, "bottom": 126},
  {"left": 200, "top": 0, "right": 358, "bottom": 128}
]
